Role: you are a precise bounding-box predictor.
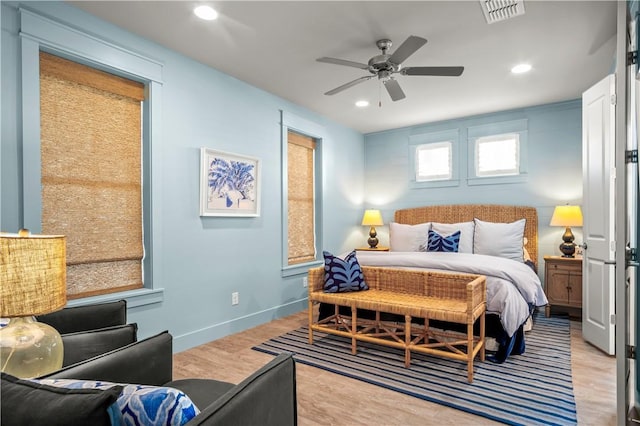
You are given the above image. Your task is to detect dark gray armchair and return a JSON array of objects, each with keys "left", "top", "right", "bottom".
[
  {"left": 19, "top": 301, "right": 298, "bottom": 425},
  {"left": 37, "top": 300, "right": 138, "bottom": 367},
  {"left": 39, "top": 331, "right": 298, "bottom": 425}
]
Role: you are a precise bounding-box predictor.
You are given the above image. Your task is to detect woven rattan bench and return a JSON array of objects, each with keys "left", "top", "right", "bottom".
[{"left": 307, "top": 266, "right": 486, "bottom": 383}]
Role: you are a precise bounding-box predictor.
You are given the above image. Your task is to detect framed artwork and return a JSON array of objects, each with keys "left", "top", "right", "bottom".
[{"left": 200, "top": 148, "right": 261, "bottom": 217}]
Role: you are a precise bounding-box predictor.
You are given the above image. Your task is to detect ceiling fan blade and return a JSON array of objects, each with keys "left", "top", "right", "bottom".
[
  {"left": 316, "top": 57, "right": 369, "bottom": 70},
  {"left": 384, "top": 78, "right": 405, "bottom": 101},
  {"left": 388, "top": 35, "right": 427, "bottom": 65},
  {"left": 324, "top": 76, "right": 373, "bottom": 96},
  {"left": 402, "top": 66, "right": 465, "bottom": 77}
]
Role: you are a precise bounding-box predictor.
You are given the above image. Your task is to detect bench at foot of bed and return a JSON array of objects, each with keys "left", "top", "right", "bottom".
[{"left": 308, "top": 266, "right": 487, "bottom": 383}]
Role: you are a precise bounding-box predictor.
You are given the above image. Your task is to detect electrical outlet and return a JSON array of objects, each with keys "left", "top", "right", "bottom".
[
  {"left": 231, "top": 292, "right": 239, "bottom": 305},
  {"left": 302, "top": 277, "right": 308, "bottom": 288}
]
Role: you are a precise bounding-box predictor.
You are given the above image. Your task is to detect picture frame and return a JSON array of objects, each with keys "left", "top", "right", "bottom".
[{"left": 200, "top": 148, "right": 261, "bottom": 217}]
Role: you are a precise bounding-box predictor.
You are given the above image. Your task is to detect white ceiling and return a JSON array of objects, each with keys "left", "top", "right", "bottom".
[{"left": 69, "top": 1, "right": 617, "bottom": 134}]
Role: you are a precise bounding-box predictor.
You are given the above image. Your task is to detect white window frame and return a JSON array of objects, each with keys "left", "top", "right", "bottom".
[
  {"left": 415, "top": 141, "right": 453, "bottom": 182},
  {"left": 467, "top": 119, "right": 528, "bottom": 186},
  {"left": 475, "top": 133, "right": 520, "bottom": 177},
  {"left": 409, "top": 129, "right": 459, "bottom": 189}
]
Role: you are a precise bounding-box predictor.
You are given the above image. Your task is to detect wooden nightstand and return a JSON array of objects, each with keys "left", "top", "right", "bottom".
[
  {"left": 355, "top": 246, "right": 390, "bottom": 251},
  {"left": 543, "top": 255, "right": 582, "bottom": 318}
]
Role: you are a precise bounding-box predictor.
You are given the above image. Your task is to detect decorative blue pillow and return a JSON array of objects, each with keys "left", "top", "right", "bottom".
[
  {"left": 422, "top": 229, "right": 460, "bottom": 252},
  {"left": 322, "top": 250, "right": 368, "bottom": 293},
  {"left": 33, "top": 378, "right": 199, "bottom": 426}
]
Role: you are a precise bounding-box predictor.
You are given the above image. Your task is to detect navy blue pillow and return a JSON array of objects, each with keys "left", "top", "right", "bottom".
[
  {"left": 322, "top": 251, "right": 368, "bottom": 293},
  {"left": 424, "top": 229, "right": 460, "bottom": 252}
]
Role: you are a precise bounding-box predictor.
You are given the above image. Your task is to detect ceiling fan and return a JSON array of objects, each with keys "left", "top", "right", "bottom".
[{"left": 317, "top": 35, "right": 464, "bottom": 102}]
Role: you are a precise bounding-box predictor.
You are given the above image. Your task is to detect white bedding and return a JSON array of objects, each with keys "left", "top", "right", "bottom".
[{"left": 354, "top": 251, "right": 548, "bottom": 337}]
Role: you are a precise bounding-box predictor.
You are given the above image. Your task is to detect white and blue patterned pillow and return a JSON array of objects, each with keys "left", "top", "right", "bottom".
[
  {"left": 421, "top": 229, "right": 460, "bottom": 252},
  {"left": 32, "top": 378, "right": 199, "bottom": 426},
  {"left": 322, "top": 250, "right": 368, "bottom": 293}
]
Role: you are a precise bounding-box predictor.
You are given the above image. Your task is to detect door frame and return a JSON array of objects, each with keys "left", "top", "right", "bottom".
[{"left": 614, "top": 2, "right": 630, "bottom": 424}]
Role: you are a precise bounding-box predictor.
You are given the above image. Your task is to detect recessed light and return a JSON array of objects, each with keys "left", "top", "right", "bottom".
[
  {"left": 194, "top": 5, "right": 218, "bottom": 21},
  {"left": 355, "top": 100, "right": 369, "bottom": 108},
  {"left": 511, "top": 63, "right": 532, "bottom": 74}
]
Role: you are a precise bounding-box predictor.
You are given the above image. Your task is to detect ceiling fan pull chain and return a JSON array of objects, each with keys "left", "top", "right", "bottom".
[{"left": 379, "top": 80, "right": 382, "bottom": 108}]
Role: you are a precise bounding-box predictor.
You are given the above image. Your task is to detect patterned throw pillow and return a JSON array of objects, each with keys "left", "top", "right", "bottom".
[
  {"left": 422, "top": 229, "right": 460, "bottom": 252},
  {"left": 322, "top": 250, "right": 368, "bottom": 293},
  {"left": 33, "top": 378, "right": 199, "bottom": 426}
]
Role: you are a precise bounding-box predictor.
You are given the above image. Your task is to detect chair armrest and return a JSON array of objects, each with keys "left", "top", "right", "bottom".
[
  {"left": 186, "top": 353, "right": 297, "bottom": 426},
  {"left": 37, "top": 300, "right": 127, "bottom": 334},
  {"left": 61, "top": 323, "right": 138, "bottom": 367},
  {"left": 40, "top": 331, "right": 173, "bottom": 386}
]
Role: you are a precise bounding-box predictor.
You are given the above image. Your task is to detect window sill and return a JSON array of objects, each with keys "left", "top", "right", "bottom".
[
  {"left": 410, "top": 179, "right": 460, "bottom": 189},
  {"left": 65, "top": 288, "right": 164, "bottom": 309},
  {"left": 467, "top": 174, "right": 528, "bottom": 186},
  {"left": 282, "top": 260, "right": 323, "bottom": 277}
]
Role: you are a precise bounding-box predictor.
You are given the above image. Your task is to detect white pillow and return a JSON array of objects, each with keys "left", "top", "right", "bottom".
[
  {"left": 389, "top": 222, "right": 431, "bottom": 252},
  {"left": 431, "top": 221, "right": 475, "bottom": 253},
  {"left": 473, "top": 218, "right": 526, "bottom": 262}
]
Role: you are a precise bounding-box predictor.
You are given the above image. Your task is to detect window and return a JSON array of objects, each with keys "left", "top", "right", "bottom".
[
  {"left": 409, "top": 129, "right": 459, "bottom": 189},
  {"left": 20, "top": 9, "right": 164, "bottom": 307},
  {"left": 39, "top": 52, "right": 145, "bottom": 299},
  {"left": 415, "top": 142, "right": 453, "bottom": 181},
  {"left": 467, "top": 119, "right": 527, "bottom": 185},
  {"left": 280, "top": 111, "right": 323, "bottom": 275},
  {"left": 475, "top": 133, "right": 520, "bottom": 177},
  {"left": 287, "top": 131, "right": 316, "bottom": 265}
]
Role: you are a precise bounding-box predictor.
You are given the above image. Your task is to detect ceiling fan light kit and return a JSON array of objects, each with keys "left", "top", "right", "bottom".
[{"left": 317, "top": 35, "right": 464, "bottom": 102}]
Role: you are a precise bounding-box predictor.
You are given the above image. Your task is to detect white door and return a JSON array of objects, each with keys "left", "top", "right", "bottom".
[{"left": 582, "top": 74, "right": 616, "bottom": 355}]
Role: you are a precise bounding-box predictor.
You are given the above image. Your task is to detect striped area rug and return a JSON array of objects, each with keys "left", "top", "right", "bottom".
[{"left": 252, "top": 315, "right": 576, "bottom": 426}]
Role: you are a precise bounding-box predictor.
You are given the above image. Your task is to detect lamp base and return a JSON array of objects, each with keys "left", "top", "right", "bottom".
[
  {"left": 0, "top": 316, "right": 63, "bottom": 378},
  {"left": 559, "top": 226, "right": 576, "bottom": 258},
  {"left": 367, "top": 226, "right": 379, "bottom": 249},
  {"left": 559, "top": 242, "right": 576, "bottom": 258}
]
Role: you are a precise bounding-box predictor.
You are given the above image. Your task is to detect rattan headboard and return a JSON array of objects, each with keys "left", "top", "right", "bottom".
[{"left": 394, "top": 204, "right": 538, "bottom": 262}]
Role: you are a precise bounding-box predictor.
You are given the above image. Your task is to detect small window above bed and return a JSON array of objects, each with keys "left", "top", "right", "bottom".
[
  {"left": 415, "top": 142, "right": 452, "bottom": 181},
  {"left": 409, "top": 129, "right": 459, "bottom": 189},
  {"left": 475, "top": 133, "right": 519, "bottom": 177},
  {"left": 467, "top": 119, "right": 528, "bottom": 186}
]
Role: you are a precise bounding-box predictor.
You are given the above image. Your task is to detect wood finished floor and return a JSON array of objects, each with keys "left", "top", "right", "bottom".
[{"left": 173, "top": 311, "right": 616, "bottom": 425}]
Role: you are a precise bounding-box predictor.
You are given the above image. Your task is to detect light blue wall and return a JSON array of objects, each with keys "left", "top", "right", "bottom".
[
  {"left": 362, "top": 100, "right": 584, "bottom": 272},
  {"left": 1, "top": 2, "right": 365, "bottom": 352}
]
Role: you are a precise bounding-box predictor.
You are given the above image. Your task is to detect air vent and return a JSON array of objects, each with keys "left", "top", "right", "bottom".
[{"left": 480, "top": 0, "right": 525, "bottom": 24}]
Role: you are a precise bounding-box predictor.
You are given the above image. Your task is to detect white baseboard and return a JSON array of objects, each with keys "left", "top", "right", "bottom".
[{"left": 172, "top": 298, "right": 307, "bottom": 353}]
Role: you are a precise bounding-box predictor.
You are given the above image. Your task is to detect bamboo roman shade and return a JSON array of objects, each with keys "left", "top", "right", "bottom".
[
  {"left": 39, "top": 52, "right": 145, "bottom": 299},
  {"left": 287, "top": 131, "right": 316, "bottom": 265}
]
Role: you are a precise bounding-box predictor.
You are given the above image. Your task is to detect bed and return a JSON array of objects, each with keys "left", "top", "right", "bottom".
[{"left": 319, "top": 204, "right": 548, "bottom": 363}]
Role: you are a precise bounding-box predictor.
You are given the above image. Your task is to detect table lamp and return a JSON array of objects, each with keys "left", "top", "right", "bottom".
[
  {"left": 361, "top": 209, "right": 384, "bottom": 248},
  {"left": 0, "top": 229, "right": 67, "bottom": 378},
  {"left": 549, "top": 205, "right": 583, "bottom": 258}
]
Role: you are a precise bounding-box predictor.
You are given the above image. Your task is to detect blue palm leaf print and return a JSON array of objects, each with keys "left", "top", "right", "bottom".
[
  {"left": 426, "top": 229, "right": 460, "bottom": 252},
  {"left": 208, "top": 157, "right": 256, "bottom": 207},
  {"left": 322, "top": 251, "right": 368, "bottom": 293}
]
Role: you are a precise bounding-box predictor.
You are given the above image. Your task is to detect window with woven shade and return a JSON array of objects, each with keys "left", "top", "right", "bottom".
[
  {"left": 39, "top": 52, "right": 145, "bottom": 299},
  {"left": 287, "top": 131, "right": 316, "bottom": 265}
]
